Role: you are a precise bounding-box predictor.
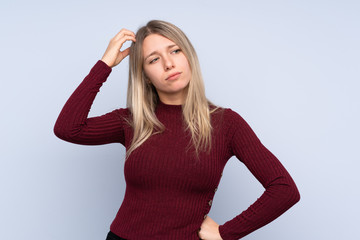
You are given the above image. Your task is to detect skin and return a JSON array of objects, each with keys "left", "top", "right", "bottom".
[
  {"left": 142, "top": 34, "right": 191, "bottom": 105},
  {"left": 101, "top": 28, "right": 222, "bottom": 240}
]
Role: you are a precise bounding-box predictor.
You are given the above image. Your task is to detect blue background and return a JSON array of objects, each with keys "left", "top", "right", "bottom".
[{"left": 1, "top": 0, "right": 359, "bottom": 239}]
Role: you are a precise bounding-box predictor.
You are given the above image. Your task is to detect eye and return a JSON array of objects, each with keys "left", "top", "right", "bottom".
[
  {"left": 149, "top": 57, "right": 159, "bottom": 64},
  {"left": 172, "top": 49, "right": 181, "bottom": 54}
]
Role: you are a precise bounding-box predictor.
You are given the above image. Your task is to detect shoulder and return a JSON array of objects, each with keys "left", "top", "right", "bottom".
[
  {"left": 209, "top": 104, "right": 251, "bottom": 131},
  {"left": 112, "top": 107, "right": 131, "bottom": 117},
  {"left": 209, "top": 104, "right": 244, "bottom": 122},
  {"left": 223, "top": 108, "right": 245, "bottom": 123},
  {"left": 107, "top": 108, "right": 132, "bottom": 126}
]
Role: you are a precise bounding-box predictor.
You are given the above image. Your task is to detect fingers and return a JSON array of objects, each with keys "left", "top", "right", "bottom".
[
  {"left": 118, "top": 35, "right": 136, "bottom": 50},
  {"left": 115, "top": 47, "right": 130, "bottom": 65},
  {"left": 113, "top": 28, "right": 136, "bottom": 41},
  {"left": 101, "top": 28, "right": 136, "bottom": 68},
  {"left": 198, "top": 216, "right": 221, "bottom": 240},
  {"left": 121, "top": 47, "right": 131, "bottom": 58},
  {"left": 110, "top": 30, "right": 136, "bottom": 52},
  {"left": 111, "top": 28, "right": 136, "bottom": 51}
]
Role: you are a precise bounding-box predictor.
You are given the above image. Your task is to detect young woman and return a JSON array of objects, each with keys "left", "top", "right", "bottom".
[{"left": 54, "top": 20, "right": 300, "bottom": 240}]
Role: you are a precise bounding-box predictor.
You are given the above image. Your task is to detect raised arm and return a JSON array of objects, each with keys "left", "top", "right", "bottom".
[
  {"left": 218, "top": 109, "right": 300, "bottom": 240},
  {"left": 53, "top": 29, "right": 136, "bottom": 145}
]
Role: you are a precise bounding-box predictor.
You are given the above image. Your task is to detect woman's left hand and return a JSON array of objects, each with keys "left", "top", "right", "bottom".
[{"left": 198, "top": 216, "right": 223, "bottom": 240}]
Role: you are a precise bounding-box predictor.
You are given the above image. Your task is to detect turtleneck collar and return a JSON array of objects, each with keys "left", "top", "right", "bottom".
[{"left": 156, "top": 99, "right": 183, "bottom": 113}]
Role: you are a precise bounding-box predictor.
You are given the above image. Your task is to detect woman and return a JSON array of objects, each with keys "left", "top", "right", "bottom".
[{"left": 54, "top": 20, "right": 300, "bottom": 240}]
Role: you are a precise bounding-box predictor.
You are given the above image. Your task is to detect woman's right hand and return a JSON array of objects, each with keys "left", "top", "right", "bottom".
[{"left": 101, "top": 28, "right": 136, "bottom": 68}]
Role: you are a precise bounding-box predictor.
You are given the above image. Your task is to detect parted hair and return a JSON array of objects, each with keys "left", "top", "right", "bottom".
[{"left": 126, "top": 20, "right": 217, "bottom": 159}]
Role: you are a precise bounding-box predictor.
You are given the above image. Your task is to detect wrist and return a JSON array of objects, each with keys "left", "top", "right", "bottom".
[{"left": 100, "top": 58, "right": 112, "bottom": 68}]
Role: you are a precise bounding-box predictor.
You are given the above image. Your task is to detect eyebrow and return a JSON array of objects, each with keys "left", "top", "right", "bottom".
[{"left": 144, "top": 44, "right": 177, "bottom": 62}]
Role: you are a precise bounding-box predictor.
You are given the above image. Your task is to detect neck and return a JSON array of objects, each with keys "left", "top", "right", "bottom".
[
  {"left": 158, "top": 98, "right": 183, "bottom": 107},
  {"left": 158, "top": 97, "right": 183, "bottom": 105},
  {"left": 157, "top": 90, "right": 187, "bottom": 105}
]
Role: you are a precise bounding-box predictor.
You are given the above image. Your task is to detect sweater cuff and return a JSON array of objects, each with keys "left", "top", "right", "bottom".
[
  {"left": 83, "top": 60, "right": 113, "bottom": 86},
  {"left": 219, "top": 224, "right": 229, "bottom": 240},
  {"left": 92, "top": 60, "right": 112, "bottom": 74},
  {"left": 219, "top": 224, "right": 239, "bottom": 240}
]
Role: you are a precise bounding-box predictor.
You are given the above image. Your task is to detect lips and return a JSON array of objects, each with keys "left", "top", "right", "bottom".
[{"left": 166, "top": 72, "right": 181, "bottom": 80}]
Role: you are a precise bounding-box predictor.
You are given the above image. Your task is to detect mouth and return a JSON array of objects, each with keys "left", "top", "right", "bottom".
[{"left": 166, "top": 72, "right": 182, "bottom": 81}]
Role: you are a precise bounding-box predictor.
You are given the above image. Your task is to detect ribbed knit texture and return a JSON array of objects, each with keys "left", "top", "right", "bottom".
[{"left": 54, "top": 60, "right": 300, "bottom": 240}]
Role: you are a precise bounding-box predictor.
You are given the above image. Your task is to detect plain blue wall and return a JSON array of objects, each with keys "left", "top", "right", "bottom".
[{"left": 1, "top": 0, "right": 359, "bottom": 239}]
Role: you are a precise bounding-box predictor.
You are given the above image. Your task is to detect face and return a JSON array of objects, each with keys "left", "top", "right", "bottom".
[{"left": 142, "top": 34, "right": 191, "bottom": 105}]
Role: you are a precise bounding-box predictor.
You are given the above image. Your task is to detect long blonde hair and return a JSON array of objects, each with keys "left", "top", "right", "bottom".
[{"left": 126, "top": 20, "right": 217, "bottom": 158}]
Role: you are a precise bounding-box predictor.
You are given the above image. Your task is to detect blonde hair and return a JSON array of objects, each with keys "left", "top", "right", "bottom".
[{"left": 126, "top": 20, "right": 217, "bottom": 158}]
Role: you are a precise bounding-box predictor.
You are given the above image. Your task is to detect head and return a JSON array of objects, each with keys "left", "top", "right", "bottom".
[
  {"left": 127, "top": 19, "right": 206, "bottom": 110},
  {"left": 126, "top": 20, "right": 214, "bottom": 159},
  {"left": 141, "top": 33, "right": 191, "bottom": 105}
]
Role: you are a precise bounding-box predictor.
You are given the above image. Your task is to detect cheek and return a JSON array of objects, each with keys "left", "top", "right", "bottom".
[
  {"left": 180, "top": 57, "right": 191, "bottom": 77},
  {"left": 144, "top": 66, "right": 161, "bottom": 81},
  {"left": 183, "top": 63, "right": 192, "bottom": 80}
]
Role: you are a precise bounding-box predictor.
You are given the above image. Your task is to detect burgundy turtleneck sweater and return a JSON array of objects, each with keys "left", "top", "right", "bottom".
[{"left": 54, "top": 60, "right": 300, "bottom": 240}]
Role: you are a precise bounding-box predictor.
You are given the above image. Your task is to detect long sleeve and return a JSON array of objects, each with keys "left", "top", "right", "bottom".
[
  {"left": 218, "top": 109, "right": 300, "bottom": 240},
  {"left": 54, "top": 60, "right": 129, "bottom": 145}
]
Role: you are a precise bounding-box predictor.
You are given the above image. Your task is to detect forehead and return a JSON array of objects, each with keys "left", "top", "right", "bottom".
[{"left": 142, "top": 34, "right": 176, "bottom": 54}]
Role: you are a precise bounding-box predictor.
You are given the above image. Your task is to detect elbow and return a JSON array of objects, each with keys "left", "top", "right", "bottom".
[
  {"left": 53, "top": 121, "right": 90, "bottom": 144},
  {"left": 283, "top": 179, "right": 301, "bottom": 208},
  {"left": 288, "top": 184, "right": 300, "bottom": 207},
  {"left": 269, "top": 176, "right": 300, "bottom": 209},
  {"left": 53, "top": 120, "right": 75, "bottom": 142},
  {"left": 294, "top": 184, "right": 301, "bottom": 203},
  {"left": 53, "top": 122, "right": 66, "bottom": 141}
]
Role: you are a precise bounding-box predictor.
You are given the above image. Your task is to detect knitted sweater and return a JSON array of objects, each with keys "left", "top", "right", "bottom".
[{"left": 54, "top": 60, "right": 300, "bottom": 240}]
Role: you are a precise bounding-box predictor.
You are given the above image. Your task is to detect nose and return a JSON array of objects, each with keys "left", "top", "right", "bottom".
[{"left": 163, "top": 55, "right": 174, "bottom": 71}]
